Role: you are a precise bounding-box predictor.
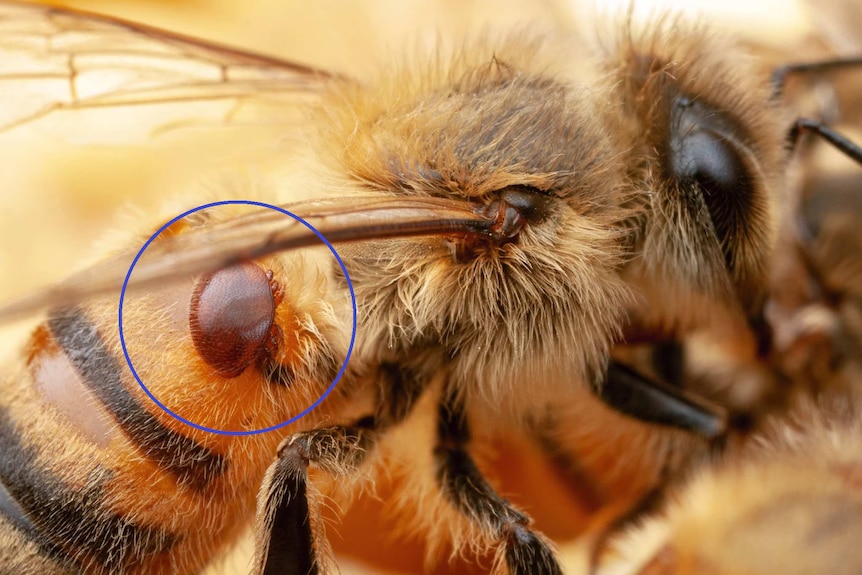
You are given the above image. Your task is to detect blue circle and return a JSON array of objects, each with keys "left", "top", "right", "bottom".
[{"left": 118, "top": 200, "right": 357, "bottom": 436}]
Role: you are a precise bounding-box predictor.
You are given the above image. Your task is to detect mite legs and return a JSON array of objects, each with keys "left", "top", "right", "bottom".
[{"left": 434, "top": 393, "right": 563, "bottom": 575}]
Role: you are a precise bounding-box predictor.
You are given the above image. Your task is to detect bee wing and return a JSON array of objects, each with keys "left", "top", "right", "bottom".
[
  {"left": 0, "top": 1, "right": 341, "bottom": 139},
  {"left": 0, "top": 195, "right": 494, "bottom": 321}
]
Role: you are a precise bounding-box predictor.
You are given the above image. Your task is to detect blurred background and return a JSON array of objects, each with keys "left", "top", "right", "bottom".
[{"left": 0, "top": 0, "right": 849, "bottom": 573}]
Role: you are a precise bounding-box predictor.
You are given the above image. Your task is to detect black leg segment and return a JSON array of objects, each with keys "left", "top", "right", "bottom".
[
  {"left": 256, "top": 450, "right": 316, "bottom": 575},
  {"left": 434, "top": 394, "right": 563, "bottom": 575},
  {"left": 254, "top": 422, "right": 376, "bottom": 575},
  {"left": 789, "top": 118, "right": 862, "bottom": 166},
  {"left": 254, "top": 362, "right": 430, "bottom": 575}
]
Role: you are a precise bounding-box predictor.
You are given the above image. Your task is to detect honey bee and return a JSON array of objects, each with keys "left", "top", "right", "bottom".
[{"left": 0, "top": 1, "right": 851, "bottom": 574}]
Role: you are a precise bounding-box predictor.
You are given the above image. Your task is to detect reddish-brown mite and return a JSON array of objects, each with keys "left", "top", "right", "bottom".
[{"left": 189, "top": 262, "right": 282, "bottom": 378}]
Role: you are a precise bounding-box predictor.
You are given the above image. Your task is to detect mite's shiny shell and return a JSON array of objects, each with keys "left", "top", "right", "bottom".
[{"left": 189, "top": 262, "right": 276, "bottom": 378}]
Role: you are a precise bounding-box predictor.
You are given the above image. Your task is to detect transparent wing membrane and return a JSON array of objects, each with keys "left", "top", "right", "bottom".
[{"left": 0, "top": 1, "right": 340, "bottom": 137}]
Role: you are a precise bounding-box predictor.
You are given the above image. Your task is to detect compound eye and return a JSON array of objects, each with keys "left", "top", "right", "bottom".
[
  {"left": 669, "top": 98, "right": 755, "bottom": 268},
  {"left": 672, "top": 129, "right": 751, "bottom": 222},
  {"left": 675, "top": 130, "right": 746, "bottom": 194},
  {"left": 189, "top": 262, "right": 275, "bottom": 378}
]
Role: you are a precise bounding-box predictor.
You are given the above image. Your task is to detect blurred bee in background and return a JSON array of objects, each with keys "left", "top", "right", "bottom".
[
  {"left": 595, "top": 400, "right": 862, "bottom": 575},
  {"left": 0, "top": 1, "right": 858, "bottom": 574}
]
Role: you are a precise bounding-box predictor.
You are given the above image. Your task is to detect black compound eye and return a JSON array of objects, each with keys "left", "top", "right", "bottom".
[
  {"left": 668, "top": 98, "right": 755, "bottom": 269},
  {"left": 673, "top": 130, "right": 748, "bottom": 199}
]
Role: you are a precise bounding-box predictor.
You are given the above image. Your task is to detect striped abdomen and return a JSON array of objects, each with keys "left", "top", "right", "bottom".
[{"left": 0, "top": 260, "right": 344, "bottom": 573}]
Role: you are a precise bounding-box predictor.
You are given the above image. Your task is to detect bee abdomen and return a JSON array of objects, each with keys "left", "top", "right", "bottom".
[
  {"left": 44, "top": 306, "right": 228, "bottom": 491},
  {"left": 0, "top": 305, "right": 252, "bottom": 573},
  {"left": 0, "top": 404, "right": 178, "bottom": 573}
]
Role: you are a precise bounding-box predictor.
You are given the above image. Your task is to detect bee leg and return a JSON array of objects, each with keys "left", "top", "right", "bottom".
[
  {"left": 254, "top": 362, "right": 429, "bottom": 574},
  {"left": 528, "top": 420, "right": 607, "bottom": 514},
  {"left": 435, "top": 394, "right": 563, "bottom": 575},
  {"left": 254, "top": 418, "right": 376, "bottom": 575},
  {"left": 788, "top": 119, "right": 862, "bottom": 165},
  {"left": 597, "top": 360, "right": 728, "bottom": 438},
  {"left": 771, "top": 56, "right": 862, "bottom": 97}
]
